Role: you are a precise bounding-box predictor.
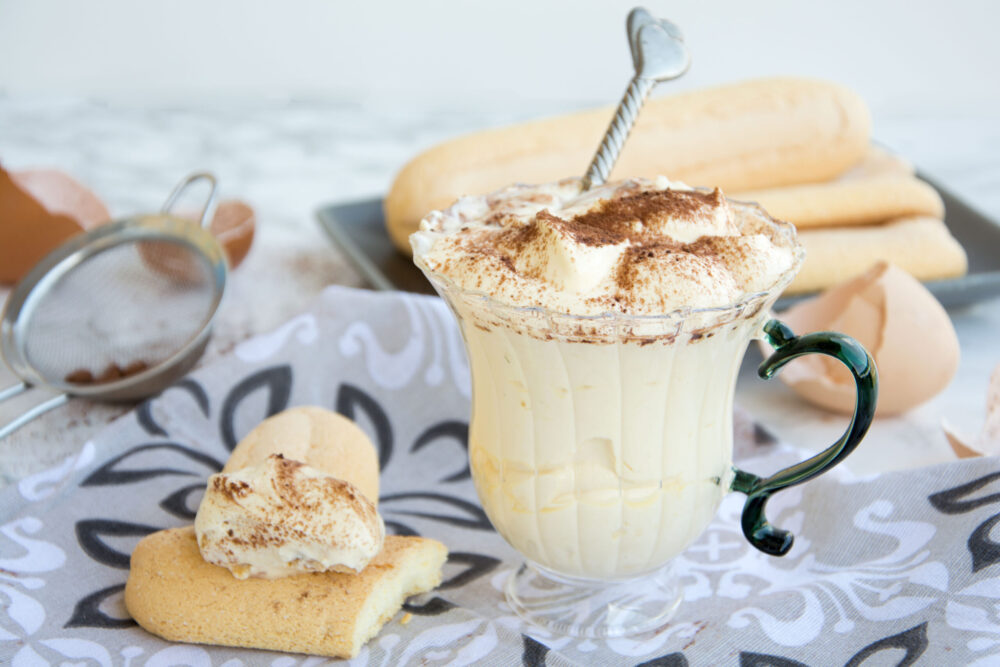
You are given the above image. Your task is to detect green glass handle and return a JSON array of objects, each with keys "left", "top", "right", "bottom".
[{"left": 731, "top": 319, "right": 878, "bottom": 556}]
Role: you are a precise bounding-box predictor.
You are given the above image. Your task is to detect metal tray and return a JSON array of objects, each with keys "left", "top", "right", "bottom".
[{"left": 317, "top": 177, "right": 1000, "bottom": 310}]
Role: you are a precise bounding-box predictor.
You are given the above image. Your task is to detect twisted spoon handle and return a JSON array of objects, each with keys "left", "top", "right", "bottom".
[
  {"left": 582, "top": 76, "right": 656, "bottom": 190},
  {"left": 581, "top": 8, "right": 689, "bottom": 190}
]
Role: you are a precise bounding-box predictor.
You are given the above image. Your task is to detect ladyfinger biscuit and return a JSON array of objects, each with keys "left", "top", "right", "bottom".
[
  {"left": 224, "top": 406, "right": 380, "bottom": 505},
  {"left": 125, "top": 527, "right": 448, "bottom": 659},
  {"left": 787, "top": 216, "right": 967, "bottom": 294},
  {"left": 732, "top": 174, "right": 944, "bottom": 230},
  {"left": 385, "top": 77, "right": 870, "bottom": 253},
  {"left": 836, "top": 145, "right": 914, "bottom": 182}
]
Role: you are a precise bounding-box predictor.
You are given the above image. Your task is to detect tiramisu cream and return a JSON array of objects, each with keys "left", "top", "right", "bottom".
[
  {"left": 412, "top": 177, "right": 802, "bottom": 580},
  {"left": 195, "top": 454, "right": 385, "bottom": 580}
]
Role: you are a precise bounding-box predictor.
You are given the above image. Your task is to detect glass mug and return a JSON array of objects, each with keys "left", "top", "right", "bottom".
[{"left": 414, "top": 200, "right": 878, "bottom": 638}]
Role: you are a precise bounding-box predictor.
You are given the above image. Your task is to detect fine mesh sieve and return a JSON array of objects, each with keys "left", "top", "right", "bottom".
[{"left": 0, "top": 173, "right": 227, "bottom": 438}]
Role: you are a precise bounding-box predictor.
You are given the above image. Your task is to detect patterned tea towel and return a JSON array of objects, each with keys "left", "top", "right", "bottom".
[{"left": 2, "top": 286, "right": 1000, "bottom": 666}]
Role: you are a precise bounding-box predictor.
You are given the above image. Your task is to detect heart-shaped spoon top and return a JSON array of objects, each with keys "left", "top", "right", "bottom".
[
  {"left": 628, "top": 8, "right": 690, "bottom": 81},
  {"left": 582, "top": 8, "right": 690, "bottom": 190}
]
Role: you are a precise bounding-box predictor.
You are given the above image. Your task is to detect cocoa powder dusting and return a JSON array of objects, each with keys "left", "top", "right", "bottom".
[
  {"left": 568, "top": 188, "right": 726, "bottom": 247},
  {"left": 65, "top": 360, "right": 150, "bottom": 385},
  {"left": 477, "top": 188, "right": 729, "bottom": 277},
  {"left": 613, "top": 237, "right": 720, "bottom": 295},
  {"left": 495, "top": 217, "right": 541, "bottom": 253},
  {"left": 687, "top": 235, "right": 746, "bottom": 265},
  {"left": 416, "top": 177, "right": 797, "bottom": 339},
  {"left": 544, "top": 210, "right": 623, "bottom": 247},
  {"left": 267, "top": 454, "right": 374, "bottom": 520},
  {"left": 213, "top": 475, "right": 251, "bottom": 500}
]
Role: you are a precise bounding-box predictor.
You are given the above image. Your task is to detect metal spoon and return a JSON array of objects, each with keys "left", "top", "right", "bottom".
[{"left": 581, "top": 8, "right": 691, "bottom": 190}]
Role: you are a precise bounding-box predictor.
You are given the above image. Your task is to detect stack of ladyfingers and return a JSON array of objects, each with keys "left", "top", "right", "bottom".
[{"left": 385, "top": 77, "right": 966, "bottom": 294}]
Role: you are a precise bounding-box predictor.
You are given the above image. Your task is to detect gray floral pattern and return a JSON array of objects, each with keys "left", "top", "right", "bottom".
[{"left": 2, "top": 286, "right": 999, "bottom": 666}]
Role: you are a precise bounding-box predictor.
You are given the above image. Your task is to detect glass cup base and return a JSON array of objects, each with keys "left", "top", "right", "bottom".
[{"left": 505, "top": 561, "right": 682, "bottom": 638}]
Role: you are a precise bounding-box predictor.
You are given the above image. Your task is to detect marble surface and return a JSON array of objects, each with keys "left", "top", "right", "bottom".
[{"left": 0, "top": 96, "right": 998, "bottom": 488}]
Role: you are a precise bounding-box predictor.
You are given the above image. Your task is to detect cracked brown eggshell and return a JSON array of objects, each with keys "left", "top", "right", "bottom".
[
  {"left": 137, "top": 199, "right": 256, "bottom": 283},
  {"left": 769, "top": 261, "right": 959, "bottom": 416},
  {"left": 943, "top": 363, "right": 1000, "bottom": 458},
  {"left": 0, "top": 166, "right": 110, "bottom": 284}
]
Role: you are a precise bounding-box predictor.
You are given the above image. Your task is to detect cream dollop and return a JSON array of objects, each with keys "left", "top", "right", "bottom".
[
  {"left": 411, "top": 177, "right": 799, "bottom": 317},
  {"left": 194, "top": 454, "right": 385, "bottom": 580}
]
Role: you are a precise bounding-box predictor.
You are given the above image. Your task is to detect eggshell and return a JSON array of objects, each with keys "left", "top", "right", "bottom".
[
  {"left": 0, "top": 166, "right": 110, "bottom": 283},
  {"left": 137, "top": 200, "right": 256, "bottom": 283},
  {"left": 209, "top": 199, "right": 255, "bottom": 269},
  {"left": 943, "top": 427, "right": 984, "bottom": 459},
  {"left": 943, "top": 363, "right": 1000, "bottom": 458},
  {"left": 769, "top": 262, "right": 959, "bottom": 416}
]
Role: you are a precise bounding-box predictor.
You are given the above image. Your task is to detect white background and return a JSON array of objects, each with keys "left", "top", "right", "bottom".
[
  {"left": 1, "top": 0, "right": 998, "bottom": 116},
  {"left": 2, "top": 0, "right": 998, "bottom": 197}
]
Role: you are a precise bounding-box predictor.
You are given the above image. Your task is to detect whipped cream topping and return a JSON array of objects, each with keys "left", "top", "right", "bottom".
[
  {"left": 195, "top": 454, "right": 385, "bottom": 580},
  {"left": 411, "top": 177, "right": 800, "bottom": 317}
]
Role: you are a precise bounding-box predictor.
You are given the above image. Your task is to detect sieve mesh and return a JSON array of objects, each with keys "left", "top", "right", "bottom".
[{"left": 21, "top": 239, "right": 218, "bottom": 386}]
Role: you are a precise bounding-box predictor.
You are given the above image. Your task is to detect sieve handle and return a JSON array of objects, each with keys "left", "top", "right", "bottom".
[
  {"left": 161, "top": 172, "right": 219, "bottom": 228},
  {"left": 0, "top": 382, "right": 29, "bottom": 403},
  {"left": 0, "top": 386, "right": 69, "bottom": 440}
]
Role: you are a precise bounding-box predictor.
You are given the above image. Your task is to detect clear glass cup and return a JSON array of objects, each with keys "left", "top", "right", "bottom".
[{"left": 413, "top": 200, "right": 878, "bottom": 638}]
